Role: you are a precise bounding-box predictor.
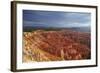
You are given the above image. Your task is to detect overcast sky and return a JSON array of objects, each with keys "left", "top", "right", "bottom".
[{"left": 23, "top": 10, "right": 91, "bottom": 28}]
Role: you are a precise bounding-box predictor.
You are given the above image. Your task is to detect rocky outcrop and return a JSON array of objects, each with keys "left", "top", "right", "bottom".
[{"left": 23, "top": 30, "right": 90, "bottom": 62}]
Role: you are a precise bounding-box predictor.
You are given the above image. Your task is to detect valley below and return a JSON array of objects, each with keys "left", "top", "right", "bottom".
[{"left": 23, "top": 29, "right": 91, "bottom": 62}]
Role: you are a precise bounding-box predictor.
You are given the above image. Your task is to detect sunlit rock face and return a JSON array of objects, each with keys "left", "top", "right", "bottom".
[{"left": 23, "top": 30, "right": 90, "bottom": 62}]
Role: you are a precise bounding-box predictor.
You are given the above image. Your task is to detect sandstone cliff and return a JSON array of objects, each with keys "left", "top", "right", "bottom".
[{"left": 23, "top": 30, "right": 90, "bottom": 62}]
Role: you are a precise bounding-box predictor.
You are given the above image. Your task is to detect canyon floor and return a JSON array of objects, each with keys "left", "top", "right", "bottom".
[{"left": 23, "top": 29, "right": 91, "bottom": 62}]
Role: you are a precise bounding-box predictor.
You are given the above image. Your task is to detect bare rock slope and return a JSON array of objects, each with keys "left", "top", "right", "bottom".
[{"left": 23, "top": 30, "right": 90, "bottom": 62}]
